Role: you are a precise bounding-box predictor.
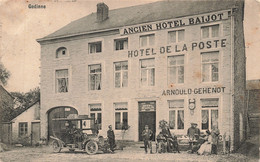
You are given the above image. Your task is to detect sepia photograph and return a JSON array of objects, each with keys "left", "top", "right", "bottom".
[{"left": 0, "top": 0, "right": 259, "bottom": 161}]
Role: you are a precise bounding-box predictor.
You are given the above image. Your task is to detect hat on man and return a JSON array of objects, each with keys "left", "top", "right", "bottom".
[{"left": 191, "top": 122, "right": 197, "bottom": 125}]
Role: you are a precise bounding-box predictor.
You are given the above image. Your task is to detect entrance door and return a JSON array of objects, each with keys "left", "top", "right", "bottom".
[
  {"left": 138, "top": 101, "right": 156, "bottom": 141},
  {"left": 31, "top": 122, "right": 40, "bottom": 145}
]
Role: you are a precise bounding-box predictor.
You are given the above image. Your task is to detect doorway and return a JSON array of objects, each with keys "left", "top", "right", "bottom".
[
  {"left": 31, "top": 122, "right": 40, "bottom": 145},
  {"left": 138, "top": 101, "right": 156, "bottom": 141},
  {"left": 47, "top": 107, "right": 78, "bottom": 140}
]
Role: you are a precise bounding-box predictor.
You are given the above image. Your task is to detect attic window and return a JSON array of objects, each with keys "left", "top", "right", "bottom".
[
  {"left": 56, "top": 47, "right": 68, "bottom": 58},
  {"left": 89, "top": 42, "right": 102, "bottom": 53}
]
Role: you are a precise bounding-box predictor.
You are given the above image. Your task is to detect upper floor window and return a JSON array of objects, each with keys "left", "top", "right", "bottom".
[
  {"left": 201, "top": 51, "right": 219, "bottom": 82},
  {"left": 89, "top": 64, "right": 101, "bottom": 90},
  {"left": 115, "top": 38, "right": 128, "bottom": 51},
  {"left": 56, "top": 69, "right": 68, "bottom": 93},
  {"left": 201, "top": 98, "right": 219, "bottom": 130},
  {"left": 140, "top": 58, "right": 155, "bottom": 86},
  {"left": 19, "top": 122, "right": 28, "bottom": 137},
  {"left": 201, "top": 24, "right": 219, "bottom": 39},
  {"left": 140, "top": 34, "right": 155, "bottom": 47},
  {"left": 168, "top": 30, "right": 185, "bottom": 43},
  {"left": 168, "top": 55, "right": 184, "bottom": 84},
  {"left": 169, "top": 100, "right": 184, "bottom": 130},
  {"left": 114, "top": 61, "right": 128, "bottom": 88},
  {"left": 89, "top": 41, "right": 102, "bottom": 53},
  {"left": 56, "top": 47, "right": 68, "bottom": 58}
]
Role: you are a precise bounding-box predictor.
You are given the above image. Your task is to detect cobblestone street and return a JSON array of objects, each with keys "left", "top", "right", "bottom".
[{"left": 0, "top": 143, "right": 257, "bottom": 162}]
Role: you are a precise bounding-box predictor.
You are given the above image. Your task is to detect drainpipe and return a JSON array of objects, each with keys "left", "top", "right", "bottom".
[{"left": 230, "top": 8, "right": 235, "bottom": 152}]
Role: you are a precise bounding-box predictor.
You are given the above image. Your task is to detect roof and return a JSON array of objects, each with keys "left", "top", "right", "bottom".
[
  {"left": 11, "top": 100, "right": 40, "bottom": 121},
  {"left": 0, "top": 85, "right": 14, "bottom": 100},
  {"left": 38, "top": 0, "right": 241, "bottom": 42},
  {"left": 247, "top": 80, "right": 260, "bottom": 90}
]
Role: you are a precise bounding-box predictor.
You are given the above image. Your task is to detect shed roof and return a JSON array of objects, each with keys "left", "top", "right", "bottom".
[{"left": 38, "top": 0, "right": 240, "bottom": 42}]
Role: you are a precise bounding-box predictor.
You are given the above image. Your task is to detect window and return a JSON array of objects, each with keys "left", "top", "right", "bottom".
[
  {"left": 201, "top": 98, "right": 219, "bottom": 130},
  {"left": 201, "top": 51, "right": 219, "bottom": 82},
  {"left": 168, "top": 55, "right": 184, "bottom": 84},
  {"left": 115, "top": 38, "right": 128, "bottom": 50},
  {"left": 169, "top": 100, "right": 184, "bottom": 130},
  {"left": 55, "top": 69, "right": 69, "bottom": 93},
  {"left": 140, "top": 58, "right": 155, "bottom": 86},
  {"left": 168, "top": 30, "right": 185, "bottom": 43},
  {"left": 114, "top": 103, "right": 128, "bottom": 130},
  {"left": 201, "top": 24, "right": 219, "bottom": 39},
  {"left": 140, "top": 34, "right": 155, "bottom": 47},
  {"left": 89, "top": 64, "right": 101, "bottom": 90},
  {"left": 56, "top": 47, "right": 68, "bottom": 58},
  {"left": 89, "top": 41, "right": 102, "bottom": 53},
  {"left": 114, "top": 61, "right": 128, "bottom": 88},
  {"left": 19, "top": 122, "right": 28, "bottom": 137},
  {"left": 90, "top": 104, "right": 102, "bottom": 129}
]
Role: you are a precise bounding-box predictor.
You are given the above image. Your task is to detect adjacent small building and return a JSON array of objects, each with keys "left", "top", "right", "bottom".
[
  {"left": 37, "top": 0, "right": 246, "bottom": 151},
  {"left": 0, "top": 85, "right": 14, "bottom": 143},
  {"left": 11, "top": 100, "right": 41, "bottom": 145}
]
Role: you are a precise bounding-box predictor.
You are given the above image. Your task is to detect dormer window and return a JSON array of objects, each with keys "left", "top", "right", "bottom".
[{"left": 56, "top": 47, "right": 68, "bottom": 58}]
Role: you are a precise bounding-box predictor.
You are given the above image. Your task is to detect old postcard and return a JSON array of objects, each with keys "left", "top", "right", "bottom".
[{"left": 0, "top": 0, "right": 259, "bottom": 161}]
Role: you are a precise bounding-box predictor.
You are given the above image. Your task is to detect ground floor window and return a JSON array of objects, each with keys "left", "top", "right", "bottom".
[
  {"left": 114, "top": 102, "right": 128, "bottom": 130},
  {"left": 19, "top": 122, "right": 28, "bottom": 137},
  {"left": 168, "top": 100, "right": 184, "bottom": 130},
  {"left": 89, "top": 104, "right": 102, "bottom": 130},
  {"left": 201, "top": 98, "right": 219, "bottom": 130}
]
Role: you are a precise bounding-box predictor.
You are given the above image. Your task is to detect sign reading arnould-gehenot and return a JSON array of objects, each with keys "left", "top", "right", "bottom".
[{"left": 120, "top": 10, "right": 229, "bottom": 35}]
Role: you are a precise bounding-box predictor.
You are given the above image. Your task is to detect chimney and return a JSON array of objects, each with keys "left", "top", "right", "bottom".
[{"left": 97, "top": 3, "right": 109, "bottom": 22}]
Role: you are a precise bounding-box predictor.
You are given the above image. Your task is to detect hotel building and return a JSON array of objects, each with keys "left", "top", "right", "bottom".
[{"left": 37, "top": 0, "right": 246, "bottom": 151}]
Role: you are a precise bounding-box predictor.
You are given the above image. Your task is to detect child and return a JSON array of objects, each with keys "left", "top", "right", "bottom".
[{"left": 142, "top": 125, "right": 153, "bottom": 153}]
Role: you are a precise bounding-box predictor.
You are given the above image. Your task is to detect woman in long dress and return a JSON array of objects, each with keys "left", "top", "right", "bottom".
[{"left": 197, "top": 130, "right": 212, "bottom": 155}]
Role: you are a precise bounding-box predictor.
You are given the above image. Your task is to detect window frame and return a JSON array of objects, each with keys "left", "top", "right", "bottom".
[
  {"left": 19, "top": 122, "right": 28, "bottom": 137},
  {"left": 167, "top": 55, "right": 185, "bottom": 85},
  {"left": 89, "top": 103, "right": 102, "bottom": 130},
  {"left": 88, "top": 64, "right": 102, "bottom": 91},
  {"left": 114, "top": 61, "right": 128, "bottom": 88},
  {"left": 200, "top": 98, "right": 219, "bottom": 131},
  {"left": 200, "top": 24, "right": 220, "bottom": 39},
  {"left": 168, "top": 100, "right": 185, "bottom": 130},
  {"left": 114, "top": 38, "right": 128, "bottom": 51},
  {"left": 88, "top": 41, "right": 102, "bottom": 54},
  {"left": 140, "top": 58, "right": 155, "bottom": 87},
  {"left": 56, "top": 47, "right": 69, "bottom": 59},
  {"left": 55, "top": 69, "right": 69, "bottom": 93},
  {"left": 114, "top": 102, "right": 128, "bottom": 130},
  {"left": 168, "top": 29, "right": 185, "bottom": 44},
  {"left": 201, "top": 51, "right": 220, "bottom": 83},
  {"left": 139, "top": 34, "right": 155, "bottom": 48}
]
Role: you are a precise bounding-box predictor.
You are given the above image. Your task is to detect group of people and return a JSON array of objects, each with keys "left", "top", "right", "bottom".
[
  {"left": 187, "top": 123, "right": 220, "bottom": 155},
  {"left": 141, "top": 122, "right": 220, "bottom": 155}
]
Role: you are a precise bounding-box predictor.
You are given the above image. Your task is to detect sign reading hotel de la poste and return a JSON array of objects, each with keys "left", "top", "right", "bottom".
[{"left": 120, "top": 11, "right": 229, "bottom": 58}]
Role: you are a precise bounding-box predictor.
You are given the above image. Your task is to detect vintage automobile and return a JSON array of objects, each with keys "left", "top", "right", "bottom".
[{"left": 50, "top": 114, "right": 109, "bottom": 154}]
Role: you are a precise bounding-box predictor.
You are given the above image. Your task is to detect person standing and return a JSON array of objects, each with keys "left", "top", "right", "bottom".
[
  {"left": 107, "top": 125, "right": 116, "bottom": 153},
  {"left": 142, "top": 125, "right": 153, "bottom": 153},
  {"left": 187, "top": 123, "right": 200, "bottom": 150},
  {"left": 211, "top": 126, "right": 220, "bottom": 154}
]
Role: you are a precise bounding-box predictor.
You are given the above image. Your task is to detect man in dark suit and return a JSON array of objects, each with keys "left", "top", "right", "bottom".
[{"left": 107, "top": 125, "right": 116, "bottom": 153}]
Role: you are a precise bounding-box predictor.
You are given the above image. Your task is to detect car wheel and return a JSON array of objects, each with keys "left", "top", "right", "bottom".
[
  {"left": 51, "top": 140, "right": 61, "bottom": 153},
  {"left": 85, "top": 140, "right": 98, "bottom": 155}
]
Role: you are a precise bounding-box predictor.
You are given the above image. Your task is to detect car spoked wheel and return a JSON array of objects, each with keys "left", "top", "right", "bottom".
[
  {"left": 52, "top": 140, "right": 61, "bottom": 153},
  {"left": 85, "top": 141, "right": 98, "bottom": 155}
]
